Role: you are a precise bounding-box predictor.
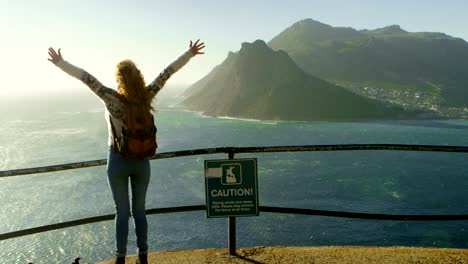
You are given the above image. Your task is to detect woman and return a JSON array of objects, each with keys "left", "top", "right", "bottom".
[{"left": 48, "top": 40, "right": 205, "bottom": 264}]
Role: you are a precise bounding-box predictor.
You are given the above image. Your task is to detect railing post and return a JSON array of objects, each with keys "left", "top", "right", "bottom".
[{"left": 227, "top": 150, "right": 237, "bottom": 256}]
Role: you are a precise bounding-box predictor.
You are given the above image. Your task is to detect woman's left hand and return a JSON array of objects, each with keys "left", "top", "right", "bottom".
[{"left": 189, "top": 39, "right": 205, "bottom": 55}]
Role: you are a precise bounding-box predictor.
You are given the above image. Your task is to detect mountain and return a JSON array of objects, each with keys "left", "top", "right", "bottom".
[
  {"left": 182, "top": 40, "right": 417, "bottom": 121},
  {"left": 361, "top": 25, "right": 407, "bottom": 35},
  {"left": 268, "top": 19, "right": 468, "bottom": 107}
]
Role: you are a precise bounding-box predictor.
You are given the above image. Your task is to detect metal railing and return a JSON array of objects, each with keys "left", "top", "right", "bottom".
[
  {"left": 2, "top": 144, "right": 467, "bottom": 178},
  {"left": 1, "top": 144, "right": 468, "bottom": 254}
]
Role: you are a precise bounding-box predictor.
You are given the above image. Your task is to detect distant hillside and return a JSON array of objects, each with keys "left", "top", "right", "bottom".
[
  {"left": 182, "top": 40, "right": 417, "bottom": 121},
  {"left": 268, "top": 19, "right": 468, "bottom": 107}
]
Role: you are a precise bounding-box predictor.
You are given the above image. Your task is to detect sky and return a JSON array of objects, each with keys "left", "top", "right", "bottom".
[{"left": 1, "top": 0, "right": 468, "bottom": 97}]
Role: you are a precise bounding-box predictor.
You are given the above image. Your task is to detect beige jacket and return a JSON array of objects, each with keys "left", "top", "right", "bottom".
[{"left": 56, "top": 49, "right": 194, "bottom": 145}]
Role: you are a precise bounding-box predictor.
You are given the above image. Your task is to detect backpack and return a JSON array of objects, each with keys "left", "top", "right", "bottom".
[{"left": 110, "top": 104, "right": 157, "bottom": 160}]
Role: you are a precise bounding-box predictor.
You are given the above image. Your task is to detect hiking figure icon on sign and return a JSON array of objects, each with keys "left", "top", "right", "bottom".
[{"left": 221, "top": 163, "right": 242, "bottom": 185}]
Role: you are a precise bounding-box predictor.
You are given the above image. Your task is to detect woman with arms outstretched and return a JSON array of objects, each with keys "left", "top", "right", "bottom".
[{"left": 48, "top": 40, "right": 205, "bottom": 264}]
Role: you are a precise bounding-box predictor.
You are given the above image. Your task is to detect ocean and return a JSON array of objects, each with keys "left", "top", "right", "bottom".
[{"left": 1, "top": 90, "right": 468, "bottom": 263}]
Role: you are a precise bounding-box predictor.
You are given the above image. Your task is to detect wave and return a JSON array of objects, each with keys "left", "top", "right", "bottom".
[
  {"left": 167, "top": 104, "right": 181, "bottom": 108},
  {"left": 372, "top": 119, "right": 468, "bottom": 129},
  {"left": 57, "top": 108, "right": 104, "bottom": 115},
  {"left": 175, "top": 109, "right": 279, "bottom": 124},
  {"left": 8, "top": 119, "right": 42, "bottom": 124},
  {"left": 58, "top": 111, "right": 82, "bottom": 115},
  {"left": 0, "top": 146, "right": 9, "bottom": 170},
  {"left": 87, "top": 108, "right": 105, "bottom": 113},
  {"left": 29, "top": 128, "right": 86, "bottom": 136},
  {"left": 0, "top": 145, "right": 25, "bottom": 171},
  {"left": 216, "top": 115, "right": 279, "bottom": 125}
]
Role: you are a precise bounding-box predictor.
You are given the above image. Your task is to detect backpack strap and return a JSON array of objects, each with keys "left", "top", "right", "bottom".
[{"left": 109, "top": 115, "right": 119, "bottom": 151}]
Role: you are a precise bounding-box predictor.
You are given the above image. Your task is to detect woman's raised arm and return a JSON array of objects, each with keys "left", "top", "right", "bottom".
[
  {"left": 48, "top": 47, "right": 119, "bottom": 101},
  {"left": 147, "top": 40, "right": 205, "bottom": 98}
]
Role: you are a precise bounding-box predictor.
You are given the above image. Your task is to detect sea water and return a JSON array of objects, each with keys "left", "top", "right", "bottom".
[{"left": 1, "top": 91, "right": 468, "bottom": 263}]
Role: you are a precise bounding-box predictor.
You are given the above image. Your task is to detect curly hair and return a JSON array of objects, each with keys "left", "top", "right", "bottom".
[{"left": 115, "top": 60, "right": 153, "bottom": 112}]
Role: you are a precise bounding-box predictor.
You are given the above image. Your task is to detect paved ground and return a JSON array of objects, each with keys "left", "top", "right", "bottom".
[{"left": 97, "top": 246, "right": 468, "bottom": 264}]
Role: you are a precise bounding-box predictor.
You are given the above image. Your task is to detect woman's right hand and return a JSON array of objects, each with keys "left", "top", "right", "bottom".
[{"left": 48, "top": 47, "right": 63, "bottom": 64}]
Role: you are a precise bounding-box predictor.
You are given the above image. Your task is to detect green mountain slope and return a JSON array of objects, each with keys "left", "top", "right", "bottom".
[
  {"left": 268, "top": 19, "right": 468, "bottom": 107},
  {"left": 182, "top": 40, "right": 417, "bottom": 121}
]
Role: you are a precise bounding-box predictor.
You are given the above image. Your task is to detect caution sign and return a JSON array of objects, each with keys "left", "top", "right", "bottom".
[{"left": 205, "top": 158, "right": 259, "bottom": 218}]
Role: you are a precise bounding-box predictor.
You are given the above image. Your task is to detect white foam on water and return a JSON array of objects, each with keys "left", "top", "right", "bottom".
[
  {"left": 28, "top": 128, "right": 87, "bottom": 136},
  {"left": 0, "top": 146, "right": 8, "bottom": 170},
  {"left": 87, "top": 108, "right": 105, "bottom": 113},
  {"left": 58, "top": 246, "right": 65, "bottom": 255},
  {"left": 0, "top": 145, "right": 26, "bottom": 171},
  {"left": 57, "top": 111, "right": 82, "bottom": 115},
  {"left": 201, "top": 114, "right": 279, "bottom": 125},
  {"left": 390, "top": 191, "right": 401, "bottom": 199}
]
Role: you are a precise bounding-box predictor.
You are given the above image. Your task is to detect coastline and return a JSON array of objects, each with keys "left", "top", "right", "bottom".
[
  {"left": 97, "top": 246, "right": 468, "bottom": 264},
  {"left": 175, "top": 104, "right": 453, "bottom": 123}
]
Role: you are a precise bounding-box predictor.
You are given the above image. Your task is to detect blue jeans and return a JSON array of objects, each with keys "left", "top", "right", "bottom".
[{"left": 107, "top": 146, "right": 150, "bottom": 257}]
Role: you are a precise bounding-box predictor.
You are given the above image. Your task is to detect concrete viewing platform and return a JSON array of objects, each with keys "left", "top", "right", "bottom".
[{"left": 97, "top": 246, "right": 468, "bottom": 264}]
